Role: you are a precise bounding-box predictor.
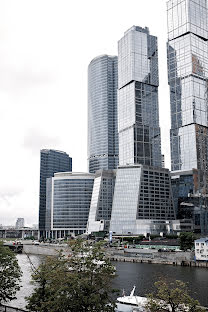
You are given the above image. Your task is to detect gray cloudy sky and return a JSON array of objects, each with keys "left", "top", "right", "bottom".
[{"left": 0, "top": 0, "right": 170, "bottom": 226}]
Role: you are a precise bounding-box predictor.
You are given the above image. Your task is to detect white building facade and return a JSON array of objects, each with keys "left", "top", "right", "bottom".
[{"left": 195, "top": 237, "right": 208, "bottom": 261}]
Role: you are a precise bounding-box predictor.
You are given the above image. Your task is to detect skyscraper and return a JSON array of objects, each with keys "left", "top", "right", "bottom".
[
  {"left": 88, "top": 55, "right": 119, "bottom": 173},
  {"left": 110, "top": 26, "right": 176, "bottom": 236},
  {"left": 39, "top": 149, "right": 72, "bottom": 237},
  {"left": 167, "top": 0, "right": 208, "bottom": 193},
  {"left": 118, "top": 26, "right": 162, "bottom": 168}
]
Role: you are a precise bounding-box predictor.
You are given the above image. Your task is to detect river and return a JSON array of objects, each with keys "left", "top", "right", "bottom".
[{"left": 8, "top": 254, "right": 208, "bottom": 310}]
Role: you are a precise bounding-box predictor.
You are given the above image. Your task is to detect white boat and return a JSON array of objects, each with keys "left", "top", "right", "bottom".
[{"left": 117, "top": 286, "right": 147, "bottom": 311}]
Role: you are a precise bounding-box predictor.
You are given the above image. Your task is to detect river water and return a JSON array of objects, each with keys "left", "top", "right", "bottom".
[{"left": 9, "top": 254, "right": 208, "bottom": 310}]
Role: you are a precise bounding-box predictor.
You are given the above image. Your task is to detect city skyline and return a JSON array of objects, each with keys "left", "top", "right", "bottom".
[{"left": 1, "top": 0, "right": 173, "bottom": 225}]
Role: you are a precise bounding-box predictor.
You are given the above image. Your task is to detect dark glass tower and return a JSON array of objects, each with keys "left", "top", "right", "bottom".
[
  {"left": 167, "top": 0, "right": 208, "bottom": 193},
  {"left": 118, "top": 26, "right": 162, "bottom": 167},
  {"left": 39, "top": 149, "right": 72, "bottom": 236},
  {"left": 88, "top": 55, "right": 119, "bottom": 173}
]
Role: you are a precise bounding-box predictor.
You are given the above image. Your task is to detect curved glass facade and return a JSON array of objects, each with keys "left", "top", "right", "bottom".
[
  {"left": 46, "top": 172, "right": 94, "bottom": 235},
  {"left": 118, "top": 26, "right": 162, "bottom": 167},
  {"left": 167, "top": 0, "right": 208, "bottom": 193},
  {"left": 88, "top": 55, "right": 119, "bottom": 173}
]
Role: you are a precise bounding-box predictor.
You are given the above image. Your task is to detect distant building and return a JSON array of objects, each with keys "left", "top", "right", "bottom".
[
  {"left": 161, "top": 155, "right": 165, "bottom": 168},
  {"left": 45, "top": 172, "right": 94, "bottom": 238},
  {"left": 87, "top": 169, "right": 116, "bottom": 234},
  {"left": 195, "top": 237, "right": 208, "bottom": 261},
  {"left": 15, "top": 218, "right": 24, "bottom": 229},
  {"left": 39, "top": 149, "right": 72, "bottom": 237},
  {"left": 88, "top": 55, "right": 119, "bottom": 173}
]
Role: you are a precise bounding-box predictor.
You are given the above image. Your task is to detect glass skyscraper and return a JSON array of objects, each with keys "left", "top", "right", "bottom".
[
  {"left": 39, "top": 149, "right": 72, "bottom": 236},
  {"left": 109, "top": 26, "right": 176, "bottom": 236},
  {"left": 88, "top": 55, "right": 119, "bottom": 173},
  {"left": 167, "top": 0, "right": 208, "bottom": 193},
  {"left": 118, "top": 26, "right": 162, "bottom": 167}
]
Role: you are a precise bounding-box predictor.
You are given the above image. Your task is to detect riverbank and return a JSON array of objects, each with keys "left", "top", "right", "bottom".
[
  {"left": 108, "top": 248, "right": 208, "bottom": 268},
  {"left": 21, "top": 243, "right": 208, "bottom": 268}
]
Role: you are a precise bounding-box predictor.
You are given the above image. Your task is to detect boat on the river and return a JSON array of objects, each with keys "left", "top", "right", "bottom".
[{"left": 116, "top": 286, "right": 147, "bottom": 311}]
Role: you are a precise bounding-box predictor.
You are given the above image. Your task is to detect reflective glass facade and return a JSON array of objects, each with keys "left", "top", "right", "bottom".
[
  {"left": 88, "top": 55, "right": 119, "bottom": 173},
  {"left": 87, "top": 170, "right": 116, "bottom": 234},
  {"left": 39, "top": 149, "right": 72, "bottom": 233},
  {"left": 167, "top": 0, "right": 208, "bottom": 193},
  {"left": 110, "top": 165, "right": 175, "bottom": 235},
  {"left": 45, "top": 172, "right": 94, "bottom": 234},
  {"left": 118, "top": 26, "right": 162, "bottom": 167}
]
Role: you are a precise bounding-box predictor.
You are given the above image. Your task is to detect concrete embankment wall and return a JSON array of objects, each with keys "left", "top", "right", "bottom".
[
  {"left": 22, "top": 245, "right": 208, "bottom": 268},
  {"left": 23, "top": 244, "right": 68, "bottom": 256},
  {"left": 108, "top": 249, "right": 208, "bottom": 268}
]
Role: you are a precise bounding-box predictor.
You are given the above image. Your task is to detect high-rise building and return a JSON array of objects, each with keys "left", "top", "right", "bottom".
[
  {"left": 15, "top": 218, "right": 24, "bottom": 229},
  {"left": 118, "top": 26, "right": 162, "bottom": 167},
  {"left": 167, "top": 0, "right": 208, "bottom": 193},
  {"left": 39, "top": 149, "right": 72, "bottom": 237},
  {"left": 86, "top": 169, "right": 116, "bottom": 234},
  {"left": 45, "top": 172, "right": 94, "bottom": 238},
  {"left": 88, "top": 55, "right": 119, "bottom": 173},
  {"left": 109, "top": 26, "right": 176, "bottom": 236}
]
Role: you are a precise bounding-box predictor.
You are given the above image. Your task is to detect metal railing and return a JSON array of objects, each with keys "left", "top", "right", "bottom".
[{"left": 0, "top": 305, "right": 27, "bottom": 312}]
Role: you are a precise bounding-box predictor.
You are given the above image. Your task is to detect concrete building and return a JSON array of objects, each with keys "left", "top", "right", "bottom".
[
  {"left": 87, "top": 169, "right": 116, "bottom": 234},
  {"left": 15, "top": 218, "right": 24, "bottom": 229},
  {"left": 88, "top": 55, "right": 119, "bottom": 173},
  {"left": 39, "top": 149, "right": 72, "bottom": 237},
  {"left": 195, "top": 237, "right": 208, "bottom": 261},
  {"left": 45, "top": 172, "right": 94, "bottom": 238}
]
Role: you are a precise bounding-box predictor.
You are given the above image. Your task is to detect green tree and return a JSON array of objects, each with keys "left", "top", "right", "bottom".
[
  {"left": 179, "top": 232, "right": 195, "bottom": 251},
  {"left": 26, "top": 240, "right": 117, "bottom": 312},
  {"left": 0, "top": 242, "right": 22, "bottom": 305},
  {"left": 145, "top": 279, "right": 205, "bottom": 312}
]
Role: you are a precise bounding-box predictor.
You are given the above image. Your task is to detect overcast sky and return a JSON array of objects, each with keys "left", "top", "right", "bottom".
[{"left": 0, "top": 0, "right": 171, "bottom": 226}]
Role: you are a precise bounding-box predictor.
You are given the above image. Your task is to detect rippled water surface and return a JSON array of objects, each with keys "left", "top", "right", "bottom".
[{"left": 9, "top": 255, "right": 208, "bottom": 309}]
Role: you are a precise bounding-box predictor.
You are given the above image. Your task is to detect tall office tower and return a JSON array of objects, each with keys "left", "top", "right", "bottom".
[
  {"left": 118, "top": 26, "right": 162, "bottom": 167},
  {"left": 88, "top": 55, "right": 119, "bottom": 173},
  {"left": 167, "top": 0, "right": 208, "bottom": 194},
  {"left": 45, "top": 172, "right": 94, "bottom": 238},
  {"left": 110, "top": 26, "right": 176, "bottom": 236},
  {"left": 39, "top": 149, "right": 72, "bottom": 237}
]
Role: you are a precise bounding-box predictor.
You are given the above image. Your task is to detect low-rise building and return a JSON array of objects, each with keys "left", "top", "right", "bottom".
[
  {"left": 45, "top": 172, "right": 94, "bottom": 238},
  {"left": 110, "top": 165, "right": 176, "bottom": 236},
  {"left": 87, "top": 169, "right": 116, "bottom": 234},
  {"left": 195, "top": 238, "right": 208, "bottom": 261}
]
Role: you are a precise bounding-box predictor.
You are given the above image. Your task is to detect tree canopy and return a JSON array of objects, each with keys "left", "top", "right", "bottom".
[
  {"left": 0, "top": 242, "right": 22, "bottom": 305},
  {"left": 26, "top": 240, "right": 117, "bottom": 312},
  {"left": 145, "top": 279, "right": 204, "bottom": 312},
  {"left": 179, "top": 232, "right": 195, "bottom": 251}
]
